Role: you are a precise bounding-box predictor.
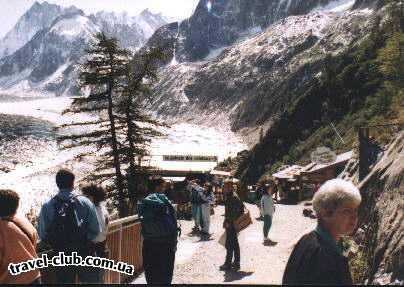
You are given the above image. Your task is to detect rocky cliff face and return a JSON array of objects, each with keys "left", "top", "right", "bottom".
[
  {"left": 148, "top": 4, "right": 377, "bottom": 146},
  {"left": 358, "top": 131, "right": 404, "bottom": 284},
  {"left": 145, "top": 0, "right": 383, "bottom": 64},
  {"left": 149, "top": 0, "right": 348, "bottom": 62}
]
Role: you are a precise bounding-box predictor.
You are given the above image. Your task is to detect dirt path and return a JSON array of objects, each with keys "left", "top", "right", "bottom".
[{"left": 132, "top": 202, "right": 316, "bottom": 285}]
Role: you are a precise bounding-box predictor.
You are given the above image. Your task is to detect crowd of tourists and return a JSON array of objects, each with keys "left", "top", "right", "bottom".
[{"left": 0, "top": 166, "right": 362, "bottom": 285}]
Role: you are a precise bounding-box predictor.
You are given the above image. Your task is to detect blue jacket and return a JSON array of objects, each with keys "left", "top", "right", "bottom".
[
  {"left": 189, "top": 185, "right": 205, "bottom": 204},
  {"left": 37, "top": 189, "right": 101, "bottom": 242}
]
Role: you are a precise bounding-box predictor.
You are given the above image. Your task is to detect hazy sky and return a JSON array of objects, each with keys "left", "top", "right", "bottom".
[{"left": 0, "top": 0, "right": 200, "bottom": 38}]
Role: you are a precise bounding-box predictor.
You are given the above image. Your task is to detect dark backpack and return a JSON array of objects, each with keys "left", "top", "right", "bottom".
[
  {"left": 190, "top": 186, "right": 206, "bottom": 204},
  {"left": 139, "top": 193, "right": 181, "bottom": 241},
  {"left": 45, "top": 195, "right": 89, "bottom": 253}
]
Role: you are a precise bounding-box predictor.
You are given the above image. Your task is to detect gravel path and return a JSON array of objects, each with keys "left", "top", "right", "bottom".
[{"left": 132, "top": 202, "right": 316, "bottom": 285}]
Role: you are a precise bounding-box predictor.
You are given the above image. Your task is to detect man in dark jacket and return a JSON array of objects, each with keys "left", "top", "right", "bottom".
[
  {"left": 220, "top": 184, "right": 244, "bottom": 271},
  {"left": 282, "top": 179, "right": 361, "bottom": 285}
]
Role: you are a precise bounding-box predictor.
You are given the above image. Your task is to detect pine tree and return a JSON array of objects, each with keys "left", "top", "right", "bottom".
[
  {"left": 115, "top": 48, "right": 167, "bottom": 208},
  {"left": 58, "top": 32, "right": 130, "bottom": 217}
]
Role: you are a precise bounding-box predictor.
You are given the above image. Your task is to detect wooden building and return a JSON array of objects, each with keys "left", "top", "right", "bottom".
[
  {"left": 272, "top": 165, "right": 304, "bottom": 202},
  {"left": 300, "top": 151, "right": 353, "bottom": 184},
  {"left": 272, "top": 151, "right": 353, "bottom": 202}
]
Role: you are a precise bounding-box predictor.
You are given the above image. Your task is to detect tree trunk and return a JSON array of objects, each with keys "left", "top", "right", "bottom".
[
  {"left": 125, "top": 93, "right": 138, "bottom": 205},
  {"left": 107, "top": 79, "right": 127, "bottom": 218}
]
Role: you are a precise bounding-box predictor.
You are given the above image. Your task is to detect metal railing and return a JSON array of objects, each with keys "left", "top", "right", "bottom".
[{"left": 39, "top": 215, "right": 143, "bottom": 284}]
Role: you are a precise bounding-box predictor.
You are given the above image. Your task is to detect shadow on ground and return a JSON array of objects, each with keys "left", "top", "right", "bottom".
[
  {"left": 197, "top": 237, "right": 215, "bottom": 242},
  {"left": 223, "top": 270, "right": 254, "bottom": 282},
  {"left": 263, "top": 240, "right": 278, "bottom": 247},
  {"left": 187, "top": 231, "right": 200, "bottom": 237}
]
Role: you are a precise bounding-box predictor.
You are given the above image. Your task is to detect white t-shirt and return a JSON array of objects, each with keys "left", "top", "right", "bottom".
[{"left": 93, "top": 203, "right": 109, "bottom": 243}]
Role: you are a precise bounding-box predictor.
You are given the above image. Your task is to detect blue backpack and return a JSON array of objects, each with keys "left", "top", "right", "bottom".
[{"left": 138, "top": 193, "right": 181, "bottom": 241}]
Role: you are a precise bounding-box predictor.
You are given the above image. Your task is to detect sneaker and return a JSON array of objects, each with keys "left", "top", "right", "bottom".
[
  {"left": 219, "top": 263, "right": 231, "bottom": 271},
  {"left": 231, "top": 262, "right": 240, "bottom": 271}
]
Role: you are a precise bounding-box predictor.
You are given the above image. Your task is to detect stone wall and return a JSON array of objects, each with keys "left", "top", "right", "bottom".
[{"left": 358, "top": 131, "right": 403, "bottom": 284}]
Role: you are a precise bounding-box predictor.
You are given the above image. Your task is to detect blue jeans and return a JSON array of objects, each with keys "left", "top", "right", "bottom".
[
  {"left": 263, "top": 215, "right": 273, "bottom": 238},
  {"left": 225, "top": 225, "right": 240, "bottom": 265},
  {"left": 192, "top": 204, "right": 202, "bottom": 228}
]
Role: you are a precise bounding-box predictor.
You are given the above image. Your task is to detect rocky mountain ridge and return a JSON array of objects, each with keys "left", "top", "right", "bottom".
[
  {"left": 0, "top": 1, "right": 169, "bottom": 96},
  {"left": 0, "top": 1, "right": 68, "bottom": 60},
  {"left": 147, "top": 0, "right": 381, "bottom": 146},
  {"left": 145, "top": 0, "right": 381, "bottom": 63}
]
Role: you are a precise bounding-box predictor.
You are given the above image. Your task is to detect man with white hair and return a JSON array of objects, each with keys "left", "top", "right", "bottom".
[{"left": 282, "top": 179, "right": 362, "bottom": 285}]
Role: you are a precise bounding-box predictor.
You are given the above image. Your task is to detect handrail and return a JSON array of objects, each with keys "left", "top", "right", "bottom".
[
  {"left": 108, "top": 215, "right": 139, "bottom": 229},
  {"left": 37, "top": 215, "right": 140, "bottom": 248},
  {"left": 38, "top": 215, "right": 143, "bottom": 284},
  {"left": 359, "top": 122, "right": 403, "bottom": 128}
]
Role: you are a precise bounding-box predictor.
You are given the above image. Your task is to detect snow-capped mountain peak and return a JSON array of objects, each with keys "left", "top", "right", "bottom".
[
  {"left": 0, "top": 2, "right": 170, "bottom": 96},
  {"left": 50, "top": 13, "right": 99, "bottom": 40},
  {"left": 0, "top": 1, "right": 66, "bottom": 59}
]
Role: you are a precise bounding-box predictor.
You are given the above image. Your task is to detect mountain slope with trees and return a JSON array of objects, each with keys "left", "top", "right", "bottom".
[{"left": 235, "top": 0, "right": 403, "bottom": 184}]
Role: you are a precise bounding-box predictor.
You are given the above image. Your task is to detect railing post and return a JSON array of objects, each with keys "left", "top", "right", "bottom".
[
  {"left": 359, "top": 127, "right": 368, "bottom": 181},
  {"left": 118, "top": 223, "right": 123, "bottom": 284}
]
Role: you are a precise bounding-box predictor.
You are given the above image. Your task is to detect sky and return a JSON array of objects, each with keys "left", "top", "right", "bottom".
[{"left": 0, "top": 0, "right": 200, "bottom": 38}]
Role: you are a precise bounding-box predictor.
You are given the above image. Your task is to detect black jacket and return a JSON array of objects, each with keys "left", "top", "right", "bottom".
[
  {"left": 282, "top": 230, "right": 353, "bottom": 285},
  {"left": 224, "top": 192, "right": 244, "bottom": 224}
]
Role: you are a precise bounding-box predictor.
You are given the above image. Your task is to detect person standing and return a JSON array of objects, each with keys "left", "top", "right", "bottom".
[
  {"left": 0, "top": 189, "right": 41, "bottom": 284},
  {"left": 188, "top": 180, "right": 203, "bottom": 233},
  {"left": 220, "top": 184, "right": 244, "bottom": 271},
  {"left": 282, "top": 179, "right": 361, "bottom": 285},
  {"left": 255, "top": 182, "right": 266, "bottom": 220},
  {"left": 82, "top": 184, "right": 110, "bottom": 283},
  {"left": 139, "top": 178, "right": 179, "bottom": 285},
  {"left": 37, "top": 169, "right": 101, "bottom": 284},
  {"left": 200, "top": 183, "right": 215, "bottom": 238},
  {"left": 261, "top": 181, "right": 276, "bottom": 244}
]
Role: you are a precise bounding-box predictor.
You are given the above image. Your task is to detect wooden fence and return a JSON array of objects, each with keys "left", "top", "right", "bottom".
[
  {"left": 105, "top": 215, "right": 143, "bottom": 283},
  {"left": 39, "top": 215, "right": 143, "bottom": 284}
]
